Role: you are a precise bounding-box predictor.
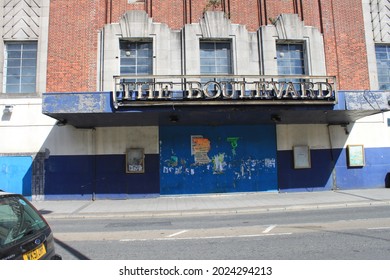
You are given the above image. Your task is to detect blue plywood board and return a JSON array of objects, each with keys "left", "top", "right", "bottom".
[
  {"left": 0, "top": 156, "right": 32, "bottom": 197},
  {"left": 160, "top": 125, "right": 278, "bottom": 194}
]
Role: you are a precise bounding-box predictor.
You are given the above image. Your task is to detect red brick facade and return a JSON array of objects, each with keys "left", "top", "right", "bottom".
[{"left": 46, "top": 0, "right": 369, "bottom": 92}]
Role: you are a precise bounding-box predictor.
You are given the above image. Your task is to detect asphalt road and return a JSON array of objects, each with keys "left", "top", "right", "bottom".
[{"left": 49, "top": 205, "right": 390, "bottom": 260}]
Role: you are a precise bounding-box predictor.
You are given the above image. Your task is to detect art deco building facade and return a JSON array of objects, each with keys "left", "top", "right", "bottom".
[{"left": 1, "top": 0, "right": 390, "bottom": 199}]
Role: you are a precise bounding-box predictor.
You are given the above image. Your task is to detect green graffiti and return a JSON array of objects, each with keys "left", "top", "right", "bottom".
[
  {"left": 227, "top": 137, "right": 239, "bottom": 156},
  {"left": 165, "top": 155, "right": 178, "bottom": 167}
]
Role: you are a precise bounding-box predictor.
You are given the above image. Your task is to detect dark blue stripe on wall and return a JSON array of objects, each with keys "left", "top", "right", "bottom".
[
  {"left": 335, "top": 147, "right": 390, "bottom": 189},
  {"left": 44, "top": 154, "right": 159, "bottom": 199},
  {"left": 278, "top": 147, "right": 390, "bottom": 191},
  {"left": 44, "top": 156, "right": 94, "bottom": 197},
  {"left": 43, "top": 147, "right": 390, "bottom": 198},
  {"left": 94, "top": 154, "right": 159, "bottom": 196},
  {"left": 277, "top": 149, "right": 338, "bottom": 192}
]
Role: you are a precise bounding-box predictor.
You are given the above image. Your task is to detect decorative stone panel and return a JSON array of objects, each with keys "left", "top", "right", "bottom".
[
  {"left": 369, "top": 0, "right": 390, "bottom": 42},
  {"left": 119, "top": 10, "right": 152, "bottom": 38},
  {"left": 259, "top": 14, "right": 326, "bottom": 76},
  {"left": 199, "top": 11, "right": 232, "bottom": 38},
  {"left": 2, "top": 0, "right": 41, "bottom": 40}
]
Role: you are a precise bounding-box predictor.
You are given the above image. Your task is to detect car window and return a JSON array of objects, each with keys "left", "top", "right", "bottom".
[{"left": 0, "top": 195, "right": 48, "bottom": 248}]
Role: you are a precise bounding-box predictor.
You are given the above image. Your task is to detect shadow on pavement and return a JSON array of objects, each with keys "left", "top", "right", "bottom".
[{"left": 54, "top": 238, "right": 90, "bottom": 260}]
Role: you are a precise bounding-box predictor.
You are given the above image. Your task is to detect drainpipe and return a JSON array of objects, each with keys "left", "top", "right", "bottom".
[
  {"left": 299, "top": 0, "right": 304, "bottom": 20},
  {"left": 98, "top": 30, "right": 105, "bottom": 91},
  {"left": 293, "top": 0, "right": 298, "bottom": 14},
  {"left": 318, "top": 0, "right": 324, "bottom": 34},
  {"left": 183, "top": 0, "right": 186, "bottom": 24},
  {"left": 227, "top": 0, "right": 231, "bottom": 18},
  {"left": 258, "top": 28, "right": 265, "bottom": 75},
  {"left": 257, "top": 0, "right": 262, "bottom": 26},
  {"left": 92, "top": 128, "right": 97, "bottom": 201},
  {"left": 181, "top": 24, "right": 187, "bottom": 77},
  {"left": 327, "top": 124, "right": 338, "bottom": 190},
  {"left": 105, "top": 0, "right": 108, "bottom": 24}
]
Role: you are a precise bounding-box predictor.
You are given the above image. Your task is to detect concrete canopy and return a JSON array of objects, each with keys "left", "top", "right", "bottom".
[{"left": 42, "top": 91, "right": 389, "bottom": 128}]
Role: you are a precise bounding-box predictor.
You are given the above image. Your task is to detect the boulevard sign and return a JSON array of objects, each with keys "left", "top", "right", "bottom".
[{"left": 112, "top": 75, "right": 337, "bottom": 108}]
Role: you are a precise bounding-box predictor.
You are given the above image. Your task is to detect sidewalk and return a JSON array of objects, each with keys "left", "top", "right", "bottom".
[{"left": 32, "top": 188, "right": 390, "bottom": 219}]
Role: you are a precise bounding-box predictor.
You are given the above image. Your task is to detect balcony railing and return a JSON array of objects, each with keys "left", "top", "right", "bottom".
[{"left": 112, "top": 75, "right": 337, "bottom": 108}]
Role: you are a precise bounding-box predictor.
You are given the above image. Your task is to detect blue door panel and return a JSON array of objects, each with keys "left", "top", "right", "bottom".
[
  {"left": 0, "top": 156, "right": 32, "bottom": 197},
  {"left": 160, "top": 125, "right": 278, "bottom": 194}
]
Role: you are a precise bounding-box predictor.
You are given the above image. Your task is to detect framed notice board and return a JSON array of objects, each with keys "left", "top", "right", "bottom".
[
  {"left": 293, "top": 145, "right": 311, "bottom": 169},
  {"left": 347, "top": 145, "right": 365, "bottom": 167},
  {"left": 126, "top": 148, "right": 145, "bottom": 173}
]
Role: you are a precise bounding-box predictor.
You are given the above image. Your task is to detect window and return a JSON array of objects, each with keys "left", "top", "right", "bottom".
[
  {"left": 200, "top": 41, "right": 232, "bottom": 93},
  {"left": 200, "top": 41, "right": 232, "bottom": 75},
  {"left": 376, "top": 45, "right": 390, "bottom": 90},
  {"left": 117, "top": 40, "right": 153, "bottom": 99},
  {"left": 276, "top": 43, "right": 306, "bottom": 92},
  {"left": 120, "top": 40, "right": 153, "bottom": 78},
  {"left": 276, "top": 43, "right": 305, "bottom": 76},
  {"left": 3, "top": 42, "right": 37, "bottom": 94}
]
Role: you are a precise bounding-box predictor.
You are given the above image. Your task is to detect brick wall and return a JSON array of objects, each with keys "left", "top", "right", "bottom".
[
  {"left": 46, "top": 0, "right": 105, "bottom": 92},
  {"left": 151, "top": 0, "right": 185, "bottom": 29},
  {"left": 229, "top": 0, "right": 262, "bottom": 31},
  {"left": 46, "top": 0, "right": 369, "bottom": 92},
  {"left": 327, "top": 0, "right": 370, "bottom": 90}
]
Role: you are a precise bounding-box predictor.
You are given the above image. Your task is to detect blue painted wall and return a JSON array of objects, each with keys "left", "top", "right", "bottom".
[
  {"left": 277, "top": 147, "right": 390, "bottom": 191},
  {"left": 277, "top": 149, "right": 339, "bottom": 192},
  {"left": 0, "top": 156, "right": 32, "bottom": 197},
  {"left": 160, "top": 125, "right": 278, "bottom": 194},
  {"left": 335, "top": 147, "right": 390, "bottom": 189},
  {"left": 44, "top": 154, "right": 159, "bottom": 199},
  {"left": 44, "top": 155, "right": 94, "bottom": 199},
  {"left": 33, "top": 134, "right": 390, "bottom": 198}
]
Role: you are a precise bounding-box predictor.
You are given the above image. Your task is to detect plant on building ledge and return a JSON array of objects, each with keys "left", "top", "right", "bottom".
[
  {"left": 203, "top": 0, "right": 230, "bottom": 18},
  {"left": 204, "top": 0, "right": 222, "bottom": 12}
]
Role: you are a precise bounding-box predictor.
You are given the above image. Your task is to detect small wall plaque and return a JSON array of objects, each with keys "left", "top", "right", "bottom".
[
  {"left": 347, "top": 145, "right": 365, "bottom": 167},
  {"left": 293, "top": 145, "right": 311, "bottom": 169},
  {"left": 126, "top": 148, "right": 145, "bottom": 173}
]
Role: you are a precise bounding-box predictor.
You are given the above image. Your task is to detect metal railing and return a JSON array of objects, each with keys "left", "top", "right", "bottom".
[{"left": 112, "top": 75, "right": 337, "bottom": 108}]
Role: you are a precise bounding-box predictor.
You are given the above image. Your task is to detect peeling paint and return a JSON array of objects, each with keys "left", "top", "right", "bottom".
[
  {"left": 191, "top": 136, "right": 211, "bottom": 165},
  {"left": 212, "top": 153, "right": 226, "bottom": 174},
  {"left": 160, "top": 125, "right": 278, "bottom": 194}
]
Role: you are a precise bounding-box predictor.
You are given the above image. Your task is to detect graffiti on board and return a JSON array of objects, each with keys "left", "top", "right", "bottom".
[
  {"left": 162, "top": 134, "right": 276, "bottom": 180},
  {"left": 233, "top": 158, "right": 276, "bottom": 180},
  {"left": 212, "top": 153, "right": 227, "bottom": 174},
  {"left": 226, "top": 137, "right": 239, "bottom": 156},
  {"left": 191, "top": 135, "right": 211, "bottom": 165}
]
